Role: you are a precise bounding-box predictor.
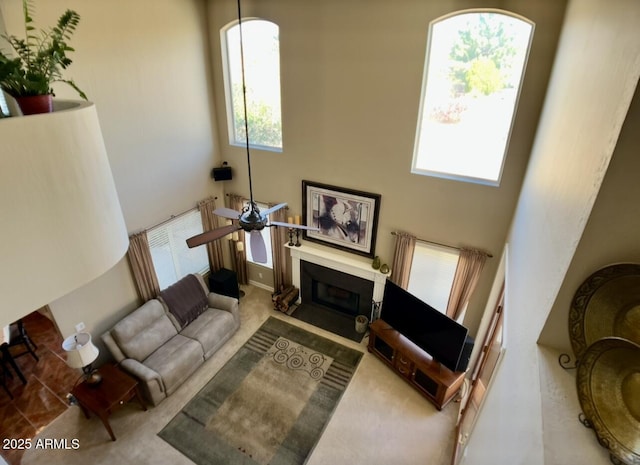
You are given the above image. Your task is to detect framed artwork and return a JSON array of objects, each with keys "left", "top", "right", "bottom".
[{"left": 302, "top": 180, "right": 381, "bottom": 258}]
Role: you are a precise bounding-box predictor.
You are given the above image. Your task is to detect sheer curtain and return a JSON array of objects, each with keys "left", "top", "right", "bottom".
[
  {"left": 390, "top": 232, "right": 416, "bottom": 289},
  {"left": 228, "top": 193, "right": 248, "bottom": 285},
  {"left": 127, "top": 232, "right": 160, "bottom": 302},
  {"left": 270, "top": 204, "right": 291, "bottom": 293},
  {"left": 446, "top": 248, "right": 487, "bottom": 321},
  {"left": 198, "top": 196, "right": 224, "bottom": 273}
]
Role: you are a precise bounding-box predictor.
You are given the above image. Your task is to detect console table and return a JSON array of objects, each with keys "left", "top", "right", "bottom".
[{"left": 367, "top": 319, "right": 465, "bottom": 410}]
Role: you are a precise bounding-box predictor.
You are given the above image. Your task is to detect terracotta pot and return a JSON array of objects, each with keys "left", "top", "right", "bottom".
[{"left": 15, "top": 95, "right": 53, "bottom": 115}]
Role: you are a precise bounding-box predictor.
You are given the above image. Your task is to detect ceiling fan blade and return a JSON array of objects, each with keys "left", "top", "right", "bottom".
[
  {"left": 213, "top": 207, "right": 242, "bottom": 219},
  {"left": 249, "top": 230, "right": 268, "bottom": 264},
  {"left": 186, "top": 224, "right": 240, "bottom": 248},
  {"left": 270, "top": 221, "right": 320, "bottom": 231},
  {"left": 260, "top": 202, "right": 288, "bottom": 217}
]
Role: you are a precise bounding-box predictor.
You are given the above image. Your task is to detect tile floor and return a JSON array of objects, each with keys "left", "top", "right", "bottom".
[{"left": 0, "top": 312, "right": 78, "bottom": 465}]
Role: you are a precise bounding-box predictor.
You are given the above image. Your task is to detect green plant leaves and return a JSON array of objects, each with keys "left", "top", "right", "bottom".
[{"left": 0, "top": 0, "right": 86, "bottom": 99}]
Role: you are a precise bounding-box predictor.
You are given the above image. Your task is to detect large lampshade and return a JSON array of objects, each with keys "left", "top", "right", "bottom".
[
  {"left": 62, "top": 332, "right": 99, "bottom": 369},
  {"left": 0, "top": 101, "right": 129, "bottom": 327}
]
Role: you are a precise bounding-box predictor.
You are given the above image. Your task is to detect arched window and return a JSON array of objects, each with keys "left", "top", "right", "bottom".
[
  {"left": 412, "top": 10, "right": 533, "bottom": 185},
  {"left": 221, "top": 19, "right": 282, "bottom": 151}
]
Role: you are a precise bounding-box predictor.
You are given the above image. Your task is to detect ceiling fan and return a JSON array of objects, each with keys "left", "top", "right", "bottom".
[{"left": 186, "top": 0, "right": 318, "bottom": 264}]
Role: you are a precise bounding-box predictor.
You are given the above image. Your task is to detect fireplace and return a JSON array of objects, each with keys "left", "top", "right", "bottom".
[
  {"left": 301, "top": 261, "right": 373, "bottom": 319},
  {"left": 313, "top": 282, "right": 360, "bottom": 316},
  {"left": 287, "top": 243, "right": 389, "bottom": 341}
]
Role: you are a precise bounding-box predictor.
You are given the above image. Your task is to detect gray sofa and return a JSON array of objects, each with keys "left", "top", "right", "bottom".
[{"left": 102, "top": 273, "right": 239, "bottom": 406}]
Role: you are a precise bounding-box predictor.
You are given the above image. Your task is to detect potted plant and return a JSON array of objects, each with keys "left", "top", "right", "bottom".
[{"left": 0, "top": 0, "right": 87, "bottom": 115}]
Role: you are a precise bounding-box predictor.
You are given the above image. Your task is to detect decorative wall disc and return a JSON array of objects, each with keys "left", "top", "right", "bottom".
[
  {"left": 569, "top": 264, "right": 640, "bottom": 361},
  {"left": 576, "top": 337, "right": 640, "bottom": 465}
]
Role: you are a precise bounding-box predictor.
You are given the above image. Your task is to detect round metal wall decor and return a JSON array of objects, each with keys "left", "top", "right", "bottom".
[
  {"left": 569, "top": 263, "right": 640, "bottom": 361},
  {"left": 576, "top": 337, "right": 640, "bottom": 465}
]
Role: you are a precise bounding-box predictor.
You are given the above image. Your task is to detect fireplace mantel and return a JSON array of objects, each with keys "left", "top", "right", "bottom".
[{"left": 287, "top": 243, "right": 389, "bottom": 303}]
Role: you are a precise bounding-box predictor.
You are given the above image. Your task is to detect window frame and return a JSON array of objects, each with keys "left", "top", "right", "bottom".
[
  {"left": 411, "top": 9, "right": 535, "bottom": 186},
  {"left": 220, "top": 18, "right": 283, "bottom": 153}
]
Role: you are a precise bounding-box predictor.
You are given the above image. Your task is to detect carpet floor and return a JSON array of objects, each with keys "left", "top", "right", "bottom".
[
  {"left": 20, "top": 285, "right": 456, "bottom": 465},
  {"left": 159, "top": 318, "right": 362, "bottom": 464}
]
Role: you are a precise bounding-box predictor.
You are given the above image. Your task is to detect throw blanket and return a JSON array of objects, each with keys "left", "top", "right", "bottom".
[{"left": 160, "top": 274, "right": 208, "bottom": 329}]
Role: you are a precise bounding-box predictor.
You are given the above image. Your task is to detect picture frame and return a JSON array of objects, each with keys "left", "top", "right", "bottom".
[{"left": 302, "top": 180, "right": 381, "bottom": 258}]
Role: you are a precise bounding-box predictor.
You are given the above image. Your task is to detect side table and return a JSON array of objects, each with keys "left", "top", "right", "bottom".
[{"left": 71, "top": 363, "right": 147, "bottom": 441}]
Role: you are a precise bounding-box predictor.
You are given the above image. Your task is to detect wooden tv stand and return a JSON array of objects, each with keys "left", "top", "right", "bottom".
[{"left": 367, "top": 319, "right": 465, "bottom": 410}]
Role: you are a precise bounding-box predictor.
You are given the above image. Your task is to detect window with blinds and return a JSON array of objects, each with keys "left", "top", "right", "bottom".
[
  {"left": 407, "top": 242, "right": 459, "bottom": 313},
  {"left": 147, "top": 209, "right": 209, "bottom": 290}
]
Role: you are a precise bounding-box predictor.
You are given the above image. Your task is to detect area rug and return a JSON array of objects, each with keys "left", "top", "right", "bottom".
[{"left": 158, "top": 317, "right": 363, "bottom": 465}]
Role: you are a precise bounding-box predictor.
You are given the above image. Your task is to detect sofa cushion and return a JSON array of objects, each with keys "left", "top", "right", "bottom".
[
  {"left": 179, "top": 308, "right": 237, "bottom": 359},
  {"left": 143, "top": 334, "right": 204, "bottom": 395},
  {"left": 159, "top": 274, "right": 208, "bottom": 329},
  {"left": 111, "top": 299, "right": 178, "bottom": 362}
]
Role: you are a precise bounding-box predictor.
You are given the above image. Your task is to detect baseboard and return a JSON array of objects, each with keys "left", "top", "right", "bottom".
[{"left": 248, "top": 280, "right": 274, "bottom": 293}]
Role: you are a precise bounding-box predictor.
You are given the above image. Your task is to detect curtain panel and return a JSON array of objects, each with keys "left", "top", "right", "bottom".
[
  {"left": 198, "top": 196, "right": 224, "bottom": 273},
  {"left": 390, "top": 232, "right": 416, "bottom": 289},
  {"left": 228, "top": 193, "right": 248, "bottom": 285},
  {"left": 446, "top": 248, "right": 487, "bottom": 321},
  {"left": 127, "top": 232, "right": 160, "bottom": 302},
  {"left": 270, "top": 203, "right": 291, "bottom": 293}
]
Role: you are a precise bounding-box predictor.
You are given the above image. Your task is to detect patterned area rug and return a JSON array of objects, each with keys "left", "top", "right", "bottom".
[{"left": 159, "top": 317, "right": 363, "bottom": 465}]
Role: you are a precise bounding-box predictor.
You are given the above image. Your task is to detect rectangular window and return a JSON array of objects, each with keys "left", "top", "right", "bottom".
[
  {"left": 407, "top": 242, "right": 459, "bottom": 313},
  {"left": 147, "top": 209, "right": 209, "bottom": 289}
]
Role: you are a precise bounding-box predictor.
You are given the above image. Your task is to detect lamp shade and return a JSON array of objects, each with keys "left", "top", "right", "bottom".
[
  {"left": 62, "top": 332, "right": 99, "bottom": 369},
  {"left": 0, "top": 101, "right": 129, "bottom": 328}
]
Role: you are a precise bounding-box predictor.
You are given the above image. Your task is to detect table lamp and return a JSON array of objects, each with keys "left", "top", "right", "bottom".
[{"left": 62, "top": 332, "right": 102, "bottom": 385}]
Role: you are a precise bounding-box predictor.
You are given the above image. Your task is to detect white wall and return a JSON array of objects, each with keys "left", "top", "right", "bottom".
[
  {"left": 0, "top": 0, "right": 223, "bottom": 353},
  {"left": 539, "top": 85, "right": 640, "bottom": 352},
  {"left": 464, "top": 0, "right": 640, "bottom": 463}
]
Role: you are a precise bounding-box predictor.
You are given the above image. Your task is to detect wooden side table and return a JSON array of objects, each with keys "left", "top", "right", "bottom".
[{"left": 71, "top": 363, "right": 147, "bottom": 441}]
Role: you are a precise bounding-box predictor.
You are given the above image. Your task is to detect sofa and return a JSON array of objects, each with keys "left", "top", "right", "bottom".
[{"left": 102, "top": 273, "right": 240, "bottom": 406}]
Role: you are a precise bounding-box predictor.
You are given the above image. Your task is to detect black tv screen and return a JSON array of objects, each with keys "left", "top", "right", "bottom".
[{"left": 380, "top": 279, "right": 469, "bottom": 372}]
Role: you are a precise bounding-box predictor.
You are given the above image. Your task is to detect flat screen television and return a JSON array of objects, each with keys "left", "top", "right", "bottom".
[{"left": 380, "top": 279, "right": 472, "bottom": 372}]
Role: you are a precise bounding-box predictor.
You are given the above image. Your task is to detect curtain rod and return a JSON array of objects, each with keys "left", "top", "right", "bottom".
[
  {"left": 225, "top": 193, "right": 290, "bottom": 209},
  {"left": 144, "top": 196, "right": 219, "bottom": 232},
  {"left": 391, "top": 231, "right": 493, "bottom": 258}
]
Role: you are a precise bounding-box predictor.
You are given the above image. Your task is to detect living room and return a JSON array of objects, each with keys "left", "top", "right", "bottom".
[{"left": 1, "top": 0, "right": 639, "bottom": 464}]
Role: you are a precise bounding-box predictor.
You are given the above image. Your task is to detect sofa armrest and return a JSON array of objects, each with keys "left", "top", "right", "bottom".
[
  {"left": 120, "top": 358, "right": 164, "bottom": 393},
  {"left": 101, "top": 331, "right": 126, "bottom": 363},
  {"left": 208, "top": 292, "right": 240, "bottom": 323}
]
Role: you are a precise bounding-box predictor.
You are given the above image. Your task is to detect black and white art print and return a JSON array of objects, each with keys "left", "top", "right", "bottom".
[{"left": 302, "top": 180, "right": 381, "bottom": 257}]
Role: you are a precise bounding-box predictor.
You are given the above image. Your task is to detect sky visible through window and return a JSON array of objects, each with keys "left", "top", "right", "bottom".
[{"left": 413, "top": 12, "right": 533, "bottom": 185}]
